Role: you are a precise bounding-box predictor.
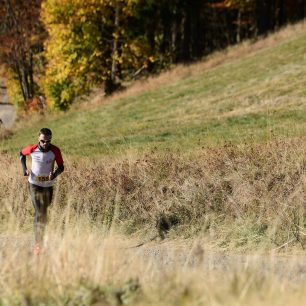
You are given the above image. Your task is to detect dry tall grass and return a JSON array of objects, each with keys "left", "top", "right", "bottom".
[
  {"left": 1, "top": 138, "right": 306, "bottom": 304},
  {"left": 1, "top": 138, "right": 306, "bottom": 250},
  {"left": 3, "top": 227, "right": 306, "bottom": 305}
]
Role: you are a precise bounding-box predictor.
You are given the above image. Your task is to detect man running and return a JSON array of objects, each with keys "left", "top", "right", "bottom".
[{"left": 20, "top": 128, "right": 64, "bottom": 254}]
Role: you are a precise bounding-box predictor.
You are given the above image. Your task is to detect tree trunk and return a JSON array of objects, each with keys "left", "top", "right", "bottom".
[
  {"left": 16, "top": 64, "right": 27, "bottom": 102},
  {"left": 278, "top": 0, "right": 286, "bottom": 27},
  {"left": 111, "top": 0, "right": 119, "bottom": 83},
  {"left": 256, "top": 0, "right": 270, "bottom": 36},
  {"left": 236, "top": 9, "right": 242, "bottom": 43},
  {"left": 297, "top": 0, "right": 306, "bottom": 19},
  {"left": 106, "top": 0, "right": 121, "bottom": 95},
  {"left": 29, "top": 50, "right": 35, "bottom": 97},
  {"left": 181, "top": 9, "right": 191, "bottom": 62}
]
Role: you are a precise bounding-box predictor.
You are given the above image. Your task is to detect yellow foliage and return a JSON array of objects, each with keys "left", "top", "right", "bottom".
[
  {"left": 42, "top": 0, "right": 151, "bottom": 108},
  {"left": 5, "top": 70, "right": 24, "bottom": 109}
]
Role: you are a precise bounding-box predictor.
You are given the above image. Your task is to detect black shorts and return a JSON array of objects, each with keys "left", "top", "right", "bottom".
[{"left": 28, "top": 183, "right": 53, "bottom": 208}]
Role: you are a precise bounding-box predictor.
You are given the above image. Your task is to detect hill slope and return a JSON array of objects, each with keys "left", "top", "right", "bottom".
[{"left": 2, "top": 22, "right": 306, "bottom": 157}]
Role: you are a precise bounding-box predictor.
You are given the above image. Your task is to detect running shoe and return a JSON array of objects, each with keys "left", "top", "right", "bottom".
[{"left": 33, "top": 244, "right": 43, "bottom": 255}]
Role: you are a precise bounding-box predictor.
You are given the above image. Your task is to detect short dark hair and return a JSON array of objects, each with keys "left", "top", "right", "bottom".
[{"left": 39, "top": 128, "right": 52, "bottom": 137}]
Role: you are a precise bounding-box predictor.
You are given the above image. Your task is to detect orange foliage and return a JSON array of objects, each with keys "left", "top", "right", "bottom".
[
  {"left": 24, "top": 96, "right": 46, "bottom": 114},
  {"left": 209, "top": 2, "right": 229, "bottom": 9}
]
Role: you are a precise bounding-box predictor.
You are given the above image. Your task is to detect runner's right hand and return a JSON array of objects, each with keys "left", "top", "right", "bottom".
[{"left": 24, "top": 169, "right": 30, "bottom": 176}]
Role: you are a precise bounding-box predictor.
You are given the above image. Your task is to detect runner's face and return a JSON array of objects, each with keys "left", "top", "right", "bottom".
[{"left": 38, "top": 134, "right": 52, "bottom": 150}]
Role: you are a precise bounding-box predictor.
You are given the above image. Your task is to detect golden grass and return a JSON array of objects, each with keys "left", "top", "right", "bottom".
[
  {"left": 1, "top": 137, "right": 306, "bottom": 304},
  {"left": 2, "top": 225, "right": 306, "bottom": 305},
  {"left": 2, "top": 138, "right": 306, "bottom": 249}
]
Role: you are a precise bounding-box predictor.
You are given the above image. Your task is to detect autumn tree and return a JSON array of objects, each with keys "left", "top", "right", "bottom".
[
  {"left": 42, "top": 0, "right": 151, "bottom": 109},
  {"left": 0, "top": 0, "right": 46, "bottom": 105}
]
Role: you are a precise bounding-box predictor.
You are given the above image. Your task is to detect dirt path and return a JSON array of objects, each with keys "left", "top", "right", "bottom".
[
  {"left": 133, "top": 242, "right": 306, "bottom": 285},
  {"left": 0, "top": 79, "right": 16, "bottom": 128},
  {"left": 2, "top": 232, "right": 306, "bottom": 285}
]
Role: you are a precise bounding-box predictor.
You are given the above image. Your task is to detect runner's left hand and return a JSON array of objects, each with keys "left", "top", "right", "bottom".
[{"left": 49, "top": 172, "right": 55, "bottom": 180}]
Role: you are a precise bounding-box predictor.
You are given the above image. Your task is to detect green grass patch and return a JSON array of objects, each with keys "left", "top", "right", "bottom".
[
  {"left": 2, "top": 108, "right": 305, "bottom": 157},
  {"left": 1, "top": 27, "right": 306, "bottom": 157}
]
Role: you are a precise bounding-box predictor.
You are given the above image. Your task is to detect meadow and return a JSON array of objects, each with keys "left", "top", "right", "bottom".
[{"left": 0, "top": 22, "right": 306, "bottom": 305}]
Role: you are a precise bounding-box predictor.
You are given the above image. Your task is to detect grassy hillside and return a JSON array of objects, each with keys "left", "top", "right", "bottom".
[{"left": 1, "top": 23, "right": 306, "bottom": 157}]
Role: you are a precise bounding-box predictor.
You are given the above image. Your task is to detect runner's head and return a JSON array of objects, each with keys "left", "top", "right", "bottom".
[{"left": 38, "top": 128, "right": 52, "bottom": 150}]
